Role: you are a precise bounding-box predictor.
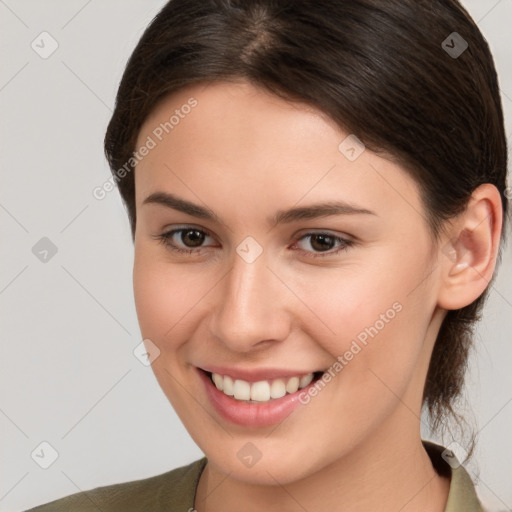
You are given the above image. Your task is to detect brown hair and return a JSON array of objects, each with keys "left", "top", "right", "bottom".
[{"left": 104, "top": 0, "right": 509, "bottom": 446}]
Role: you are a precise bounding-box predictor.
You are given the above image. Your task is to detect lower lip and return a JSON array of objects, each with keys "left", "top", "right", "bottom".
[{"left": 198, "top": 369, "right": 319, "bottom": 428}]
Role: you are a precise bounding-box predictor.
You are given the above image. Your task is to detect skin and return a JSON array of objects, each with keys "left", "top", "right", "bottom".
[{"left": 132, "top": 80, "right": 502, "bottom": 512}]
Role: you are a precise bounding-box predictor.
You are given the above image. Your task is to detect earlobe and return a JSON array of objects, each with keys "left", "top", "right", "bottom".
[{"left": 437, "top": 184, "right": 503, "bottom": 310}]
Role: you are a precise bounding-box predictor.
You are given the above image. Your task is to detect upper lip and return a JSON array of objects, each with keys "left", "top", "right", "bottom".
[{"left": 198, "top": 366, "right": 323, "bottom": 383}]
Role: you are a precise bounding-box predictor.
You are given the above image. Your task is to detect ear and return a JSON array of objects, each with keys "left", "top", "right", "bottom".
[{"left": 437, "top": 184, "right": 503, "bottom": 310}]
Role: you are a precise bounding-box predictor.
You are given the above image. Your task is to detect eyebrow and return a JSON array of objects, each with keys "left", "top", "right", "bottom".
[{"left": 142, "top": 191, "right": 377, "bottom": 226}]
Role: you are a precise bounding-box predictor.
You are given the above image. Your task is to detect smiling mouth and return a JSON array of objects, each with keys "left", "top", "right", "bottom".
[{"left": 205, "top": 370, "right": 325, "bottom": 403}]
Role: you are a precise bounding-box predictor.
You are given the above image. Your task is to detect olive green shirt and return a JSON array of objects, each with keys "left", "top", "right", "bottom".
[{"left": 24, "top": 440, "right": 485, "bottom": 511}]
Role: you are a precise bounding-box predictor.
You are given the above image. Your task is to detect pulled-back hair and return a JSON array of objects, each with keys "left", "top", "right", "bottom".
[{"left": 104, "top": 0, "right": 509, "bottom": 445}]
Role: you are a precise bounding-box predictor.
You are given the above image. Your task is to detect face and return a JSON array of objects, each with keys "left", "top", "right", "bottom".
[{"left": 132, "top": 80, "right": 445, "bottom": 485}]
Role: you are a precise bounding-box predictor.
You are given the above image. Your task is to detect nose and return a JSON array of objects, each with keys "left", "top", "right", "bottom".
[{"left": 208, "top": 248, "right": 292, "bottom": 353}]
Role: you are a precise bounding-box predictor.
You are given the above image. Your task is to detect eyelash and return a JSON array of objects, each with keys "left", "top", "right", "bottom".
[{"left": 153, "top": 227, "right": 354, "bottom": 259}]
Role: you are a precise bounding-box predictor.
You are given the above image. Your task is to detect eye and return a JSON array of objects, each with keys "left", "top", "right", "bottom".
[
  {"left": 154, "top": 227, "right": 354, "bottom": 258},
  {"left": 291, "top": 232, "right": 354, "bottom": 258},
  {"left": 154, "top": 227, "right": 216, "bottom": 255}
]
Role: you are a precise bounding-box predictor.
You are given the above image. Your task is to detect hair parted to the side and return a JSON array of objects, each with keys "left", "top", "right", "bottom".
[{"left": 104, "top": 0, "right": 509, "bottom": 454}]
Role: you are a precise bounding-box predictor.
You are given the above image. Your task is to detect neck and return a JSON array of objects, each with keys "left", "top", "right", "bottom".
[{"left": 194, "top": 414, "right": 450, "bottom": 512}]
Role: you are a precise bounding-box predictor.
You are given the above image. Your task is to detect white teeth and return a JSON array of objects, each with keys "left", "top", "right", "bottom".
[
  {"left": 270, "top": 379, "right": 286, "bottom": 399},
  {"left": 285, "top": 376, "right": 300, "bottom": 394},
  {"left": 250, "top": 381, "right": 271, "bottom": 402},
  {"left": 210, "top": 372, "right": 317, "bottom": 403},
  {"left": 223, "top": 375, "right": 234, "bottom": 396},
  {"left": 212, "top": 373, "right": 223, "bottom": 391},
  {"left": 299, "top": 373, "right": 313, "bottom": 388},
  {"left": 233, "top": 379, "right": 251, "bottom": 400}
]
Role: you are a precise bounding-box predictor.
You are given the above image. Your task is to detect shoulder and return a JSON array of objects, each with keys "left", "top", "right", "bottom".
[{"left": 23, "top": 457, "right": 207, "bottom": 512}]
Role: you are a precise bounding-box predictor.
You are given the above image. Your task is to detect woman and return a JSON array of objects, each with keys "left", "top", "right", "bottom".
[{"left": 26, "top": 0, "right": 508, "bottom": 510}]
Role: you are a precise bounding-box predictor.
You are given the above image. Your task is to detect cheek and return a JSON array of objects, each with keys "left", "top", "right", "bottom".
[
  {"left": 133, "top": 246, "right": 191, "bottom": 347},
  {"left": 133, "top": 245, "right": 223, "bottom": 365},
  {"left": 292, "top": 254, "right": 423, "bottom": 346},
  {"left": 132, "top": 247, "right": 206, "bottom": 410},
  {"left": 291, "top": 250, "right": 433, "bottom": 403}
]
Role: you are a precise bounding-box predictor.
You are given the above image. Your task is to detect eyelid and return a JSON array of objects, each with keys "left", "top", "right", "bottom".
[{"left": 293, "top": 227, "right": 354, "bottom": 241}]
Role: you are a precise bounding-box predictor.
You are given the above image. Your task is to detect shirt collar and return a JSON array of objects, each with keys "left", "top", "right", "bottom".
[{"left": 422, "top": 440, "right": 485, "bottom": 512}]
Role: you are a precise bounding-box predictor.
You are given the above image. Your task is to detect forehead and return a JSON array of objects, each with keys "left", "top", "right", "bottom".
[
  {"left": 137, "top": 79, "right": 340, "bottom": 158},
  {"left": 133, "top": 80, "right": 423, "bottom": 230}
]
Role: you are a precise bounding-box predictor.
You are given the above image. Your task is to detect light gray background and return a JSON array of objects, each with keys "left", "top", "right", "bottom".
[{"left": 1, "top": 1, "right": 511, "bottom": 511}]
